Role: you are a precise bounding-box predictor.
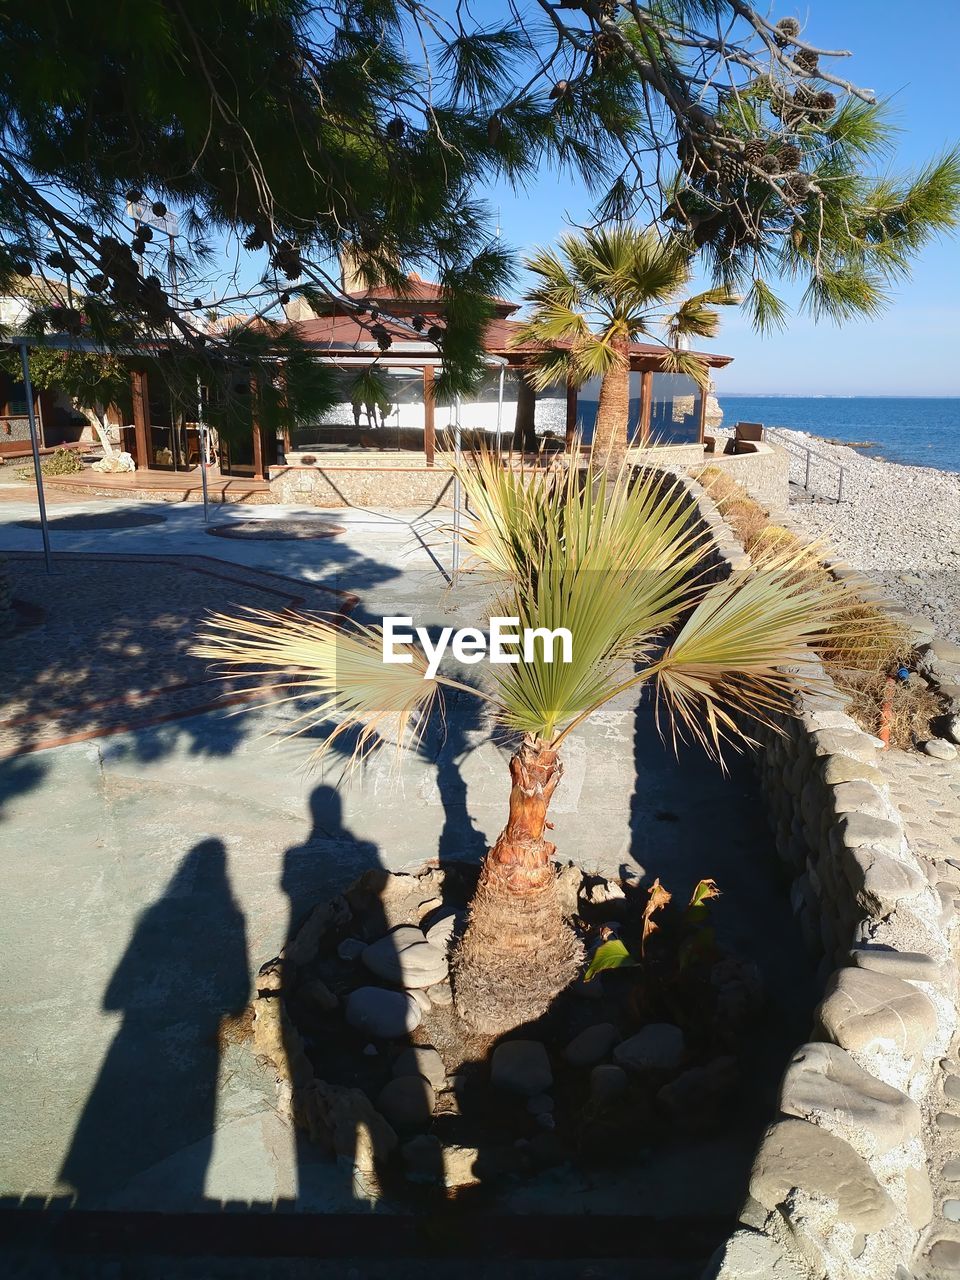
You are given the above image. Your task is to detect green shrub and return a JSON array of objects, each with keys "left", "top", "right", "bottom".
[{"left": 17, "top": 447, "right": 84, "bottom": 481}]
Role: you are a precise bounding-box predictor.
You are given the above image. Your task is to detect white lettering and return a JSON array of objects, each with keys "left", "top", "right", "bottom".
[
  {"left": 379, "top": 617, "right": 574, "bottom": 678},
  {"left": 452, "top": 627, "right": 487, "bottom": 665},
  {"left": 523, "top": 627, "right": 573, "bottom": 665},
  {"left": 382, "top": 616, "right": 414, "bottom": 664},
  {"left": 489, "top": 616, "right": 520, "bottom": 664},
  {"left": 419, "top": 626, "right": 454, "bottom": 679}
]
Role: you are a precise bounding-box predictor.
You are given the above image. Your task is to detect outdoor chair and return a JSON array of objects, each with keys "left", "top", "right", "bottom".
[{"left": 724, "top": 421, "right": 765, "bottom": 454}]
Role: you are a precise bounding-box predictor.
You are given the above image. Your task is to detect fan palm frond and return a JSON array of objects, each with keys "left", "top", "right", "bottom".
[
  {"left": 195, "top": 455, "right": 852, "bottom": 769},
  {"left": 665, "top": 285, "right": 742, "bottom": 343},
  {"left": 192, "top": 608, "right": 492, "bottom": 765}
]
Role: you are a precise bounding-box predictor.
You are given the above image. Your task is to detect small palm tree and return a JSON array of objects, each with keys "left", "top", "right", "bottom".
[
  {"left": 194, "top": 454, "right": 851, "bottom": 1035},
  {"left": 515, "top": 226, "right": 737, "bottom": 466}
]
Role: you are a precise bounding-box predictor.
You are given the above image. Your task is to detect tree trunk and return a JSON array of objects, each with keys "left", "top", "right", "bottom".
[
  {"left": 80, "top": 405, "right": 116, "bottom": 456},
  {"left": 453, "top": 736, "right": 583, "bottom": 1034},
  {"left": 512, "top": 378, "right": 538, "bottom": 454},
  {"left": 591, "top": 337, "right": 630, "bottom": 472}
]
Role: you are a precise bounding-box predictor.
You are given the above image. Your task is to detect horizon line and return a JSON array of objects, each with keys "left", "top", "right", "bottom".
[{"left": 717, "top": 392, "right": 960, "bottom": 400}]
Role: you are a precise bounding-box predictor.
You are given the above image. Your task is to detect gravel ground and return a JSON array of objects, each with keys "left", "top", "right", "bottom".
[{"left": 770, "top": 429, "right": 960, "bottom": 644}]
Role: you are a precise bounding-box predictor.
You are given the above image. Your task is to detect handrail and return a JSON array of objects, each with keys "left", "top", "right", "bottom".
[{"left": 764, "top": 426, "right": 846, "bottom": 503}]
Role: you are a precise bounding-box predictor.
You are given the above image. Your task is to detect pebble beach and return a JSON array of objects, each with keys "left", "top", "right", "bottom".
[{"left": 772, "top": 429, "right": 960, "bottom": 643}]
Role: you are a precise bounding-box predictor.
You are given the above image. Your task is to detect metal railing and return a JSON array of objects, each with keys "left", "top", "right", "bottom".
[{"left": 764, "top": 426, "right": 846, "bottom": 503}]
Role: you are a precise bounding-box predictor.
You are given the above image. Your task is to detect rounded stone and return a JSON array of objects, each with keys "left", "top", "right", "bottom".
[
  {"left": 778, "top": 1041, "right": 920, "bottom": 1156},
  {"left": 346, "top": 987, "right": 422, "bottom": 1038},
  {"left": 491, "top": 1040, "right": 553, "bottom": 1096},
  {"left": 526, "top": 1093, "right": 554, "bottom": 1116},
  {"left": 613, "top": 1023, "right": 685, "bottom": 1073},
  {"left": 816, "top": 967, "right": 937, "bottom": 1057},
  {"left": 362, "top": 925, "right": 449, "bottom": 989},
  {"left": 924, "top": 739, "right": 958, "bottom": 760},
  {"left": 423, "top": 910, "right": 465, "bottom": 952},
  {"left": 850, "top": 948, "right": 942, "bottom": 983},
  {"left": 904, "top": 1166, "right": 933, "bottom": 1229},
  {"left": 299, "top": 977, "right": 339, "bottom": 1012},
  {"left": 590, "top": 1063, "right": 628, "bottom": 1103},
  {"left": 426, "top": 981, "right": 453, "bottom": 1007},
  {"left": 376, "top": 1075, "right": 435, "bottom": 1128},
  {"left": 843, "top": 848, "right": 926, "bottom": 916},
  {"left": 563, "top": 1023, "right": 619, "bottom": 1068},
  {"left": 945, "top": 1199, "right": 960, "bottom": 1223},
  {"left": 931, "top": 1241, "right": 960, "bottom": 1269},
  {"left": 411, "top": 988, "right": 432, "bottom": 1014},
  {"left": 749, "top": 1118, "right": 895, "bottom": 1232},
  {"left": 392, "top": 1045, "right": 446, "bottom": 1091},
  {"left": 337, "top": 937, "right": 366, "bottom": 962},
  {"left": 702, "top": 1228, "right": 808, "bottom": 1280}
]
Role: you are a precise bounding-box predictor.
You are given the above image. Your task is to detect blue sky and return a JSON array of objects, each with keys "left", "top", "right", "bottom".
[{"left": 482, "top": 0, "right": 960, "bottom": 396}]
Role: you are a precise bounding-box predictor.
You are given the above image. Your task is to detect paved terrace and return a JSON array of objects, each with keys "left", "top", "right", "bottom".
[{"left": 0, "top": 482, "right": 815, "bottom": 1276}]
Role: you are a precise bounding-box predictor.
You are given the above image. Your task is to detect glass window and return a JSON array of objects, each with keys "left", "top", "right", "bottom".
[
  {"left": 6, "top": 382, "right": 29, "bottom": 416},
  {"left": 572, "top": 372, "right": 645, "bottom": 445},
  {"left": 648, "top": 373, "right": 702, "bottom": 445}
]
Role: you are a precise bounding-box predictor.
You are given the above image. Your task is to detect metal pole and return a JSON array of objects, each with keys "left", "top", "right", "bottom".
[
  {"left": 837, "top": 464, "right": 845, "bottom": 504},
  {"left": 197, "top": 376, "right": 210, "bottom": 525},
  {"left": 451, "top": 394, "right": 462, "bottom": 583},
  {"left": 20, "top": 341, "right": 53, "bottom": 573},
  {"left": 804, "top": 448, "right": 811, "bottom": 493}
]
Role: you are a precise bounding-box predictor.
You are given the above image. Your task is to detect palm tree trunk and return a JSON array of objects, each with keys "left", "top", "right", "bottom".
[
  {"left": 591, "top": 337, "right": 630, "bottom": 472},
  {"left": 453, "top": 736, "right": 583, "bottom": 1034}
]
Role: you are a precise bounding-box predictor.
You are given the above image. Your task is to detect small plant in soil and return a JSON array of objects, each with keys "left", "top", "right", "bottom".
[{"left": 196, "top": 453, "right": 850, "bottom": 1037}]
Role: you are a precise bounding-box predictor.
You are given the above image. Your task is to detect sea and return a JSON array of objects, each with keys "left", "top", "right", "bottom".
[{"left": 716, "top": 396, "right": 960, "bottom": 474}]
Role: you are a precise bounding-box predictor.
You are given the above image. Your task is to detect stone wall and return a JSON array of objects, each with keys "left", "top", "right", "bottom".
[
  {"left": 671, "top": 477, "right": 960, "bottom": 1280},
  {"left": 693, "top": 443, "right": 791, "bottom": 515},
  {"left": 268, "top": 461, "right": 455, "bottom": 508}
]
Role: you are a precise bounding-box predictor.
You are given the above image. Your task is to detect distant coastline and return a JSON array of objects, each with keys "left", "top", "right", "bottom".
[{"left": 716, "top": 394, "right": 960, "bottom": 473}]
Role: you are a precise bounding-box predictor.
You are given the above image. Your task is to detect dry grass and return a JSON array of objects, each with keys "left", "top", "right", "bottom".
[
  {"left": 217, "top": 1006, "right": 255, "bottom": 1050},
  {"left": 836, "top": 667, "right": 942, "bottom": 750},
  {"left": 818, "top": 599, "right": 913, "bottom": 673},
  {"left": 692, "top": 467, "right": 940, "bottom": 747},
  {"left": 695, "top": 466, "right": 771, "bottom": 551}
]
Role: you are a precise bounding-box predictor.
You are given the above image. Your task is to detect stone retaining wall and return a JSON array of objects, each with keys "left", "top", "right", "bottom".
[
  {"left": 268, "top": 461, "right": 455, "bottom": 508},
  {"left": 673, "top": 476, "right": 960, "bottom": 1280},
  {"left": 693, "top": 443, "right": 791, "bottom": 515}
]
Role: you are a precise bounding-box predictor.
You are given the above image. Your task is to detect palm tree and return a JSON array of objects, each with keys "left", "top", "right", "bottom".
[
  {"left": 515, "top": 226, "right": 738, "bottom": 467},
  {"left": 194, "top": 454, "right": 852, "bottom": 1035}
]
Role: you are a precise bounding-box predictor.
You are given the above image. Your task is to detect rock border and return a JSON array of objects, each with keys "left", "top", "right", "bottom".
[{"left": 666, "top": 471, "right": 960, "bottom": 1280}]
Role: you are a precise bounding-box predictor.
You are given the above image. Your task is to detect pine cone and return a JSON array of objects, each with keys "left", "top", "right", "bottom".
[
  {"left": 385, "top": 116, "right": 405, "bottom": 141},
  {"left": 744, "top": 140, "right": 766, "bottom": 164},
  {"left": 775, "top": 17, "right": 801, "bottom": 39},
  {"left": 717, "top": 152, "right": 746, "bottom": 184},
  {"left": 813, "top": 91, "right": 837, "bottom": 113},
  {"left": 758, "top": 152, "right": 781, "bottom": 175},
  {"left": 793, "top": 49, "right": 819, "bottom": 74},
  {"left": 778, "top": 143, "right": 802, "bottom": 170},
  {"left": 592, "top": 32, "right": 618, "bottom": 62},
  {"left": 783, "top": 172, "right": 813, "bottom": 201}
]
